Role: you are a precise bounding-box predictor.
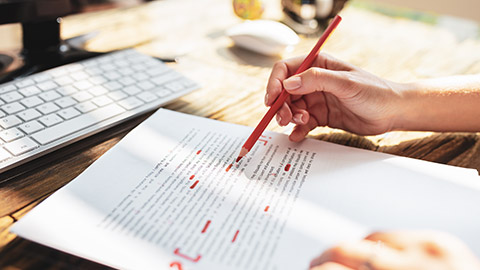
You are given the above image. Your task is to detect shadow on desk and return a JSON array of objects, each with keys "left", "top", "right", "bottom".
[{"left": 0, "top": 238, "right": 112, "bottom": 270}]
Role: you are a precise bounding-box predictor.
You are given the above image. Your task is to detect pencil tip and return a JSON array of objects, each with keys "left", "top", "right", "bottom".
[{"left": 235, "top": 147, "right": 249, "bottom": 163}]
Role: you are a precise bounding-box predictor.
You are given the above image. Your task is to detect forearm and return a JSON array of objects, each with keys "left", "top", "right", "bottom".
[{"left": 393, "top": 75, "right": 480, "bottom": 132}]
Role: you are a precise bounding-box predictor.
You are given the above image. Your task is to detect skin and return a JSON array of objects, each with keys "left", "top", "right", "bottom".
[
  {"left": 309, "top": 231, "right": 480, "bottom": 270},
  {"left": 264, "top": 53, "right": 480, "bottom": 142},
  {"left": 264, "top": 54, "right": 480, "bottom": 269}
]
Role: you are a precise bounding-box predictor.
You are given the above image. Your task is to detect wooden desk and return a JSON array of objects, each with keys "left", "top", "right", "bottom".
[{"left": 1, "top": 0, "right": 480, "bottom": 268}]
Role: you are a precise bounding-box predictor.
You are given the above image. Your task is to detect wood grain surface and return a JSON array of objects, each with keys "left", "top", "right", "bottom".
[{"left": 0, "top": 0, "right": 479, "bottom": 268}]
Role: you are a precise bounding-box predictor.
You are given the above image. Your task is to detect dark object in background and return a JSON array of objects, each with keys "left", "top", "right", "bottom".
[{"left": 282, "top": 0, "right": 348, "bottom": 34}]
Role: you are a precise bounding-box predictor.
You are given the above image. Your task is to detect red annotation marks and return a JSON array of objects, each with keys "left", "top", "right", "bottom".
[
  {"left": 189, "top": 174, "right": 195, "bottom": 180},
  {"left": 259, "top": 135, "right": 272, "bottom": 146},
  {"left": 201, "top": 220, "right": 211, "bottom": 233},
  {"left": 232, "top": 230, "right": 240, "bottom": 243},
  {"left": 226, "top": 164, "right": 233, "bottom": 172},
  {"left": 284, "top": 164, "right": 291, "bottom": 171},
  {"left": 169, "top": 261, "right": 183, "bottom": 270},
  {"left": 190, "top": 180, "right": 199, "bottom": 189},
  {"left": 264, "top": 206, "right": 270, "bottom": 212},
  {"left": 174, "top": 248, "right": 201, "bottom": 262},
  {"left": 196, "top": 150, "right": 202, "bottom": 155}
]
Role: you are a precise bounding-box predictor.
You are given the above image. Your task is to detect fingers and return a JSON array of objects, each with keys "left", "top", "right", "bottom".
[
  {"left": 265, "top": 53, "right": 354, "bottom": 106},
  {"left": 310, "top": 262, "right": 353, "bottom": 270},
  {"left": 289, "top": 114, "right": 318, "bottom": 142},
  {"left": 311, "top": 239, "right": 404, "bottom": 270},
  {"left": 283, "top": 67, "right": 353, "bottom": 98}
]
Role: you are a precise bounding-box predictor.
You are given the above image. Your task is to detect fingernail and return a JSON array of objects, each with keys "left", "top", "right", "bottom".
[
  {"left": 276, "top": 114, "right": 282, "bottom": 125},
  {"left": 293, "top": 114, "right": 303, "bottom": 124},
  {"left": 283, "top": 76, "right": 302, "bottom": 90},
  {"left": 264, "top": 94, "right": 269, "bottom": 106}
]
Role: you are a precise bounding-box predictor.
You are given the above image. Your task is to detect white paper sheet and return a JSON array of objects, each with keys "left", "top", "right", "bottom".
[{"left": 11, "top": 109, "right": 480, "bottom": 270}]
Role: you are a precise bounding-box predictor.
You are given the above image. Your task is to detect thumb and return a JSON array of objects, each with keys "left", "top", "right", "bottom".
[{"left": 283, "top": 67, "right": 351, "bottom": 97}]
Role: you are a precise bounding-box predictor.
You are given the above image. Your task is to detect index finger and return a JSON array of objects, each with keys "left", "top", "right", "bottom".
[{"left": 265, "top": 57, "right": 304, "bottom": 106}]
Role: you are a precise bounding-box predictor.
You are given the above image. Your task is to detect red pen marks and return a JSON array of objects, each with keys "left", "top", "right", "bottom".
[
  {"left": 264, "top": 206, "right": 270, "bottom": 212},
  {"left": 201, "top": 220, "right": 211, "bottom": 233},
  {"left": 284, "top": 164, "right": 291, "bottom": 171},
  {"left": 226, "top": 164, "right": 233, "bottom": 172},
  {"left": 189, "top": 174, "right": 195, "bottom": 180},
  {"left": 232, "top": 230, "right": 240, "bottom": 243},
  {"left": 196, "top": 150, "right": 202, "bottom": 155},
  {"left": 190, "top": 180, "right": 199, "bottom": 189},
  {"left": 174, "top": 248, "right": 201, "bottom": 262},
  {"left": 169, "top": 261, "right": 183, "bottom": 270}
]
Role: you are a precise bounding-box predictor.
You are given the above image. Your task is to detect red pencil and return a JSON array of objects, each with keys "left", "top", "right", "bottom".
[{"left": 236, "top": 15, "right": 342, "bottom": 163}]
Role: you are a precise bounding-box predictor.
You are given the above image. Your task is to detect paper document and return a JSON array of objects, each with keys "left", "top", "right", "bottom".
[{"left": 12, "top": 109, "right": 480, "bottom": 270}]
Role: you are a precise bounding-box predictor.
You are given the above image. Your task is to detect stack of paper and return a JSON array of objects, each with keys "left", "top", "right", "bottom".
[{"left": 12, "top": 109, "right": 480, "bottom": 270}]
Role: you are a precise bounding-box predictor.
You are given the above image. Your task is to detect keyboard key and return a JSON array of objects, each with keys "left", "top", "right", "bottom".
[
  {"left": 18, "top": 120, "right": 44, "bottom": 134},
  {"left": 73, "top": 80, "right": 93, "bottom": 91},
  {"left": 39, "top": 90, "right": 62, "bottom": 102},
  {"left": 1, "top": 91, "right": 23, "bottom": 103},
  {"left": 70, "top": 71, "right": 89, "bottom": 81},
  {"left": 165, "top": 81, "right": 184, "bottom": 92},
  {"left": 50, "top": 67, "right": 68, "bottom": 77},
  {"left": 55, "top": 76, "right": 74, "bottom": 86},
  {"left": 92, "top": 96, "right": 113, "bottom": 107},
  {"left": 150, "top": 72, "right": 181, "bottom": 86},
  {"left": 33, "top": 74, "right": 51, "bottom": 83},
  {"left": 19, "top": 85, "right": 41, "bottom": 97},
  {"left": 0, "top": 128, "right": 24, "bottom": 142},
  {"left": 17, "top": 108, "right": 42, "bottom": 122},
  {"left": 137, "top": 81, "right": 155, "bottom": 90},
  {"left": 146, "top": 66, "right": 169, "bottom": 76},
  {"left": 39, "top": 114, "right": 63, "bottom": 127},
  {"left": 100, "top": 63, "right": 116, "bottom": 71},
  {"left": 72, "top": 92, "right": 94, "bottom": 102},
  {"left": 133, "top": 72, "right": 149, "bottom": 81},
  {"left": 85, "top": 67, "right": 103, "bottom": 76},
  {"left": 15, "top": 79, "right": 34, "bottom": 89},
  {"left": 56, "top": 85, "right": 78, "bottom": 96},
  {"left": 107, "top": 90, "right": 128, "bottom": 101},
  {"left": 58, "top": 107, "right": 81, "bottom": 120},
  {"left": 118, "top": 97, "right": 144, "bottom": 110},
  {"left": 0, "top": 84, "right": 16, "bottom": 94},
  {"left": 88, "top": 76, "right": 107, "bottom": 85},
  {"left": 75, "top": 101, "right": 97, "bottom": 113},
  {"left": 118, "top": 77, "right": 136, "bottom": 86},
  {"left": 4, "top": 137, "right": 38, "bottom": 156},
  {"left": 55, "top": 96, "right": 77, "bottom": 108},
  {"left": 152, "top": 88, "right": 171, "bottom": 98},
  {"left": 118, "top": 67, "right": 134, "bottom": 76},
  {"left": 0, "top": 147, "right": 11, "bottom": 162},
  {"left": 66, "top": 64, "right": 83, "bottom": 73},
  {"left": 123, "top": 85, "right": 141, "bottom": 96},
  {"left": 0, "top": 115, "right": 22, "bottom": 129},
  {"left": 103, "top": 81, "right": 122, "bottom": 91},
  {"left": 36, "top": 102, "right": 61, "bottom": 115},
  {"left": 104, "top": 71, "right": 121, "bottom": 80},
  {"left": 32, "top": 104, "right": 126, "bottom": 145},
  {"left": 21, "top": 96, "right": 43, "bottom": 108},
  {"left": 88, "top": 86, "right": 109, "bottom": 96},
  {"left": 2, "top": 102, "right": 26, "bottom": 114},
  {"left": 136, "top": 92, "right": 158, "bottom": 103},
  {"left": 37, "top": 81, "right": 58, "bottom": 91}
]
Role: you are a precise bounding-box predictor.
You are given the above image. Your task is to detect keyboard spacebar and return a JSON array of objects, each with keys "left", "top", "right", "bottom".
[{"left": 32, "top": 104, "right": 126, "bottom": 145}]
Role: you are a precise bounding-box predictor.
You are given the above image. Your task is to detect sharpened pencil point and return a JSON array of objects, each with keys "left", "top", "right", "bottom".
[{"left": 236, "top": 147, "right": 249, "bottom": 163}]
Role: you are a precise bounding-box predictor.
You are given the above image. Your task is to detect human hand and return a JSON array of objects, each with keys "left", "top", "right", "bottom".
[
  {"left": 309, "top": 231, "right": 480, "bottom": 270},
  {"left": 264, "top": 53, "right": 405, "bottom": 141}
]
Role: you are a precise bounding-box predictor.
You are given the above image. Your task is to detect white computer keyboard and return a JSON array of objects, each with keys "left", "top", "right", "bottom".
[{"left": 0, "top": 49, "right": 199, "bottom": 174}]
